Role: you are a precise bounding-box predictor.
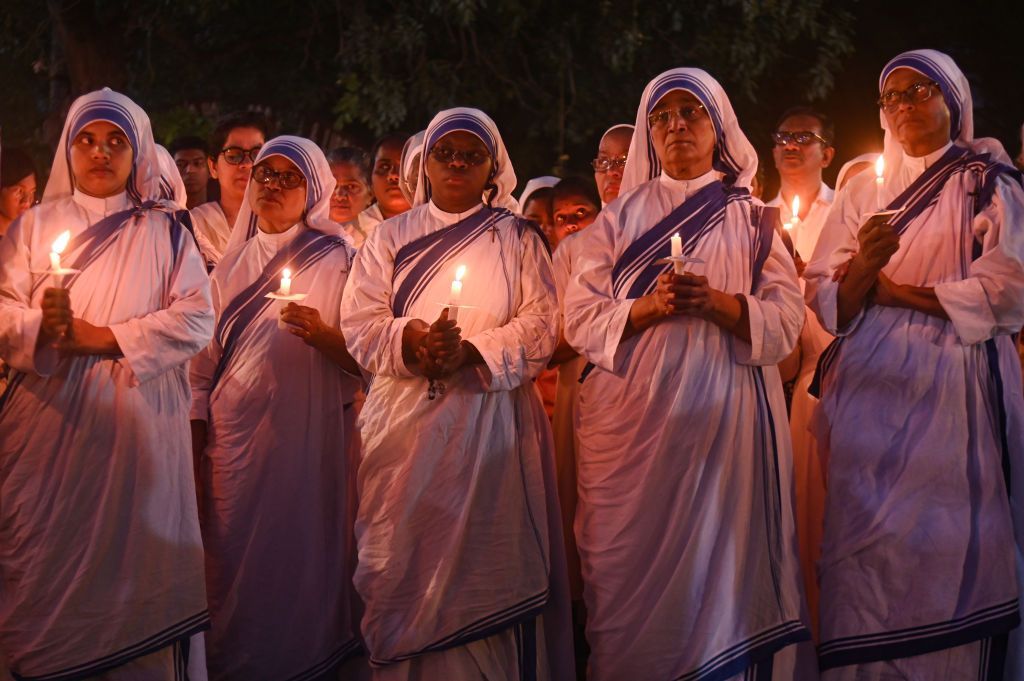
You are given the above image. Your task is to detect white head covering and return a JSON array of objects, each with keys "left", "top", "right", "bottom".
[
  {"left": 413, "top": 107, "right": 519, "bottom": 212},
  {"left": 600, "top": 123, "right": 635, "bottom": 142},
  {"left": 224, "top": 135, "right": 347, "bottom": 254},
  {"left": 620, "top": 68, "right": 758, "bottom": 195},
  {"left": 155, "top": 144, "right": 187, "bottom": 207},
  {"left": 517, "top": 176, "right": 560, "bottom": 209},
  {"left": 834, "top": 152, "right": 879, "bottom": 191},
  {"left": 400, "top": 130, "right": 426, "bottom": 205},
  {"left": 878, "top": 49, "right": 1013, "bottom": 180},
  {"left": 42, "top": 87, "right": 164, "bottom": 206}
]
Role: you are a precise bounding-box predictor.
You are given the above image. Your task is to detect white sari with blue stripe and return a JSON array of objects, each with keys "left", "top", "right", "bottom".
[{"left": 562, "top": 170, "right": 808, "bottom": 681}]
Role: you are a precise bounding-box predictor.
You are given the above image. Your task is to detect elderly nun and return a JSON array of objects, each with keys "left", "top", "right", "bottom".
[{"left": 562, "top": 68, "right": 808, "bottom": 680}]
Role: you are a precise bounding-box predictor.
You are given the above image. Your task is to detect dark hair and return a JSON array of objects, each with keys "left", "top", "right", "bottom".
[
  {"left": 208, "top": 111, "right": 271, "bottom": 156},
  {"left": 168, "top": 135, "right": 208, "bottom": 157},
  {"left": 1, "top": 147, "right": 36, "bottom": 188},
  {"left": 775, "top": 106, "right": 835, "bottom": 145},
  {"left": 327, "top": 146, "right": 371, "bottom": 184},
  {"left": 523, "top": 186, "right": 554, "bottom": 212},
  {"left": 370, "top": 133, "right": 409, "bottom": 164},
  {"left": 552, "top": 176, "right": 601, "bottom": 209}
]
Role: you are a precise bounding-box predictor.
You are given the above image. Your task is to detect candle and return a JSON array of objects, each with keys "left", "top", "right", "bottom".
[
  {"left": 790, "top": 195, "right": 801, "bottom": 227},
  {"left": 875, "top": 154, "right": 885, "bottom": 209},
  {"left": 449, "top": 265, "right": 466, "bottom": 321},
  {"left": 280, "top": 268, "right": 292, "bottom": 296},
  {"left": 670, "top": 233, "right": 684, "bottom": 275}
]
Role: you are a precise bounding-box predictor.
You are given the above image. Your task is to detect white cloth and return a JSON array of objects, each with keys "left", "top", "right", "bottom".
[
  {"left": 342, "top": 207, "right": 383, "bottom": 249},
  {"left": 189, "top": 223, "right": 360, "bottom": 680},
  {"left": 339, "top": 187, "right": 573, "bottom": 678},
  {"left": 412, "top": 107, "right": 519, "bottom": 212},
  {"left": 517, "top": 175, "right": 560, "bottom": 209},
  {"left": 805, "top": 49, "right": 1024, "bottom": 677},
  {"left": 190, "top": 201, "right": 231, "bottom": 267},
  {"left": 620, "top": 68, "right": 759, "bottom": 195},
  {"left": 0, "top": 89, "right": 213, "bottom": 680},
  {"left": 155, "top": 144, "right": 187, "bottom": 207},
  {"left": 563, "top": 162, "right": 808, "bottom": 679},
  {"left": 399, "top": 130, "right": 425, "bottom": 205},
  {"left": 767, "top": 182, "right": 835, "bottom": 261},
  {"left": 833, "top": 153, "right": 878, "bottom": 193}
]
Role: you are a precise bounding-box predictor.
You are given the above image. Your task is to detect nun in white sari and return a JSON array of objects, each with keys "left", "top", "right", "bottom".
[
  {"left": 562, "top": 68, "right": 808, "bottom": 680},
  {"left": 339, "top": 107, "right": 573, "bottom": 680},
  {"left": 0, "top": 89, "right": 213, "bottom": 680},
  {"left": 805, "top": 49, "right": 1024, "bottom": 681},
  {"left": 189, "top": 136, "right": 363, "bottom": 681}
]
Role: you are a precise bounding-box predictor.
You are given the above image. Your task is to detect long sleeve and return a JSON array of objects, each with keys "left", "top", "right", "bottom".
[
  {"left": 0, "top": 212, "right": 53, "bottom": 375},
  {"left": 562, "top": 212, "right": 635, "bottom": 372},
  {"left": 734, "top": 232, "right": 805, "bottom": 365},
  {"left": 934, "top": 175, "right": 1024, "bottom": 345},
  {"left": 108, "top": 223, "right": 214, "bottom": 386},
  {"left": 188, "top": 275, "right": 225, "bottom": 421},
  {"left": 338, "top": 228, "right": 418, "bottom": 378},
  {"left": 465, "top": 229, "right": 559, "bottom": 391},
  {"left": 804, "top": 181, "right": 865, "bottom": 336}
]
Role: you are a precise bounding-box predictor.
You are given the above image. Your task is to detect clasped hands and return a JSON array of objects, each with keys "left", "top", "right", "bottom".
[
  {"left": 404, "top": 308, "right": 469, "bottom": 380},
  {"left": 648, "top": 271, "right": 719, "bottom": 320},
  {"left": 38, "top": 287, "right": 119, "bottom": 356},
  {"left": 833, "top": 217, "right": 904, "bottom": 306}
]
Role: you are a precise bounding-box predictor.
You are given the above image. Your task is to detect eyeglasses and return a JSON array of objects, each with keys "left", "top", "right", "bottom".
[
  {"left": 251, "top": 164, "right": 306, "bottom": 190},
  {"left": 554, "top": 206, "right": 594, "bottom": 227},
  {"left": 647, "top": 104, "right": 707, "bottom": 129},
  {"left": 877, "top": 81, "right": 940, "bottom": 113},
  {"left": 428, "top": 146, "right": 491, "bottom": 167},
  {"left": 771, "top": 131, "right": 830, "bottom": 147},
  {"left": 333, "top": 181, "right": 367, "bottom": 198},
  {"left": 220, "top": 146, "right": 262, "bottom": 165},
  {"left": 592, "top": 156, "right": 628, "bottom": 172}
]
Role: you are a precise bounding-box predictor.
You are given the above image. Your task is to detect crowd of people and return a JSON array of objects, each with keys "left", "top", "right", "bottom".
[{"left": 1, "top": 47, "right": 1023, "bottom": 681}]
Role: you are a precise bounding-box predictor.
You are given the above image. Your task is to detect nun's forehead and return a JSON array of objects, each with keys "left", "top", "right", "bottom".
[
  {"left": 68, "top": 101, "right": 140, "bottom": 154},
  {"left": 257, "top": 152, "right": 302, "bottom": 173},
  {"left": 433, "top": 129, "right": 490, "bottom": 149},
  {"left": 648, "top": 87, "right": 703, "bottom": 112},
  {"left": 881, "top": 66, "right": 928, "bottom": 90}
]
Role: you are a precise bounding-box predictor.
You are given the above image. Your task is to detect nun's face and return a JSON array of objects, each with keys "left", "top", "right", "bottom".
[
  {"left": 372, "top": 140, "right": 412, "bottom": 218},
  {"left": 594, "top": 127, "right": 631, "bottom": 204},
  {"left": 329, "top": 162, "right": 371, "bottom": 223},
  {"left": 881, "top": 67, "right": 951, "bottom": 156},
  {"left": 69, "top": 121, "right": 133, "bottom": 198},
  {"left": 249, "top": 155, "right": 307, "bottom": 233},
  {"left": 649, "top": 90, "right": 715, "bottom": 180},
  {"left": 425, "top": 131, "right": 494, "bottom": 213},
  {"left": 0, "top": 173, "right": 36, "bottom": 223}
]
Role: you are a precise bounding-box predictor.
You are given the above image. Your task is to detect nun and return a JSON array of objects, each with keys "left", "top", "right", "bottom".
[
  {"left": 0, "top": 88, "right": 213, "bottom": 680},
  {"left": 189, "top": 136, "right": 363, "bottom": 680},
  {"left": 805, "top": 49, "right": 1024, "bottom": 680},
  {"left": 339, "top": 107, "right": 573, "bottom": 680},
  {"left": 562, "top": 68, "right": 808, "bottom": 680}
]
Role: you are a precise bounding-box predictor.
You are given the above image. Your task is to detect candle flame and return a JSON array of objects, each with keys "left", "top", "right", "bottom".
[
  {"left": 791, "top": 195, "right": 800, "bottom": 221},
  {"left": 875, "top": 154, "right": 885, "bottom": 178},
  {"left": 52, "top": 230, "right": 71, "bottom": 254},
  {"left": 674, "top": 232, "right": 680, "bottom": 238},
  {"left": 455, "top": 265, "right": 466, "bottom": 281},
  {"left": 282, "top": 268, "right": 291, "bottom": 279}
]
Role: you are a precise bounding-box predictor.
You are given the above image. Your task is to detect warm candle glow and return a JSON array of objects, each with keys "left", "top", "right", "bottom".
[
  {"left": 449, "top": 265, "right": 466, "bottom": 321},
  {"left": 791, "top": 195, "right": 800, "bottom": 224},
  {"left": 280, "top": 268, "right": 292, "bottom": 296},
  {"left": 50, "top": 230, "right": 71, "bottom": 271},
  {"left": 875, "top": 155, "right": 885, "bottom": 182},
  {"left": 670, "top": 233, "right": 683, "bottom": 274},
  {"left": 455, "top": 265, "right": 466, "bottom": 282}
]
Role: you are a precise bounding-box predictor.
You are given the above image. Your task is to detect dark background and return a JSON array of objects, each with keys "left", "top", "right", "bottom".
[{"left": 1, "top": 0, "right": 1021, "bottom": 198}]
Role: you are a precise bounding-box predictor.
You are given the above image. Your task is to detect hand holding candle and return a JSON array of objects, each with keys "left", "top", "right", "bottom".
[
  {"left": 448, "top": 265, "right": 466, "bottom": 321},
  {"left": 670, "top": 233, "right": 684, "bottom": 275}
]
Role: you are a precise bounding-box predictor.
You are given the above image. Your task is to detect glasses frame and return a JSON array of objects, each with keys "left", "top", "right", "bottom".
[
  {"left": 428, "top": 146, "right": 492, "bottom": 168},
  {"left": 771, "top": 130, "right": 831, "bottom": 147},
  {"left": 251, "top": 164, "right": 306, "bottom": 190},
  {"left": 647, "top": 103, "right": 707, "bottom": 130},
  {"left": 220, "top": 146, "right": 262, "bottom": 166},
  {"left": 592, "top": 156, "right": 628, "bottom": 172},
  {"left": 877, "top": 81, "right": 940, "bottom": 113}
]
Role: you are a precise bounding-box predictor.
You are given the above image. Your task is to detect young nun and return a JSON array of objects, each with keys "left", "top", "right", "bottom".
[
  {"left": 805, "top": 49, "right": 1024, "bottom": 681},
  {"left": 328, "top": 146, "right": 377, "bottom": 248},
  {"left": 592, "top": 123, "right": 633, "bottom": 207},
  {"left": 398, "top": 130, "right": 425, "bottom": 206},
  {"left": 339, "top": 107, "right": 573, "bottom": 680},
  {"left": 562, "top": 68, "right": 808, "bottom": 680},
  {"left": 0, "top": 88, "right": 214, "bottom": 681},
  {"left": 189, "top": 136, "right": 362, "bottom": 681}
]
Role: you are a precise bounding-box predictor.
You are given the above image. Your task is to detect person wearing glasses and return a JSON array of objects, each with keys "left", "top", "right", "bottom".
[
  {"left": 0, "top": 146, "right": 36, "bottom": 237},
  {"left": 169, "top": 135, "right": 211, "bottom": 209},
  {"left": 340, "top": 108, "right": 573, "bottom": 680},
  {"left": 592, "top": 123, "right": 633, "bottom": 207},
  {"left": 562, "top": 68, "right": 807, "bottom": 680},
  {"left": 766, "top": 106, "right": 836, "bottom": 637},
  {"left": 805, "top": 49, "right": 1024, "bottom": 680},
  {"left": 190, "top": 111, "right": 270, "bottom": 267},
  {"left": 189, "top": 136, "right": 363, "bottom": 680},
  {"left": 328, "top": 145, "right": 377, "bottom": 248},
  {"left": 0, "top": 88, "right": 213, "bottom": 681}
]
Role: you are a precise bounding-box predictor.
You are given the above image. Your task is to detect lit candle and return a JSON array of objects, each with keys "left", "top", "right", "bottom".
[
  {"left": 280, "top": 268, "right": 292, "bottom": 296},
  {"left": 790, "top": 194, "right": 801, "bottom": 227},
  {"left": 50, "top": 230, "right": 70, "bottom": 271},
  {"left": 449, "top": 265, "right": 466, "bottom": 321},
  {"left": 875, "top": 154, "right": 885, "bottom": 209},
  {"left": 670, "top": 233, "right": 684, "bottom": 274}
]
